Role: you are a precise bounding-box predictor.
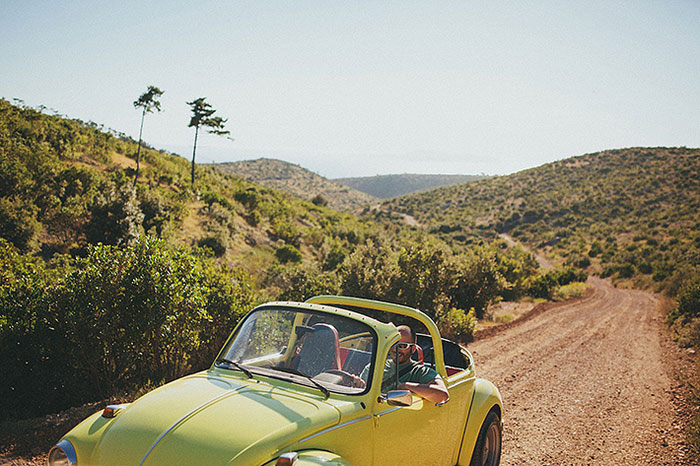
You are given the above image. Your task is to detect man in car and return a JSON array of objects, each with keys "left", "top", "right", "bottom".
[{"left": 358, "top": 325, "right": 449, "bottom": 404}]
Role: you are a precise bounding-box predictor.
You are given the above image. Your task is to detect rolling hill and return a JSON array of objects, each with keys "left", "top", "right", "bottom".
[
  {"left": 214, "top": 158, "right": 377, "bottom": 210},
  {"left": 376, "top": 147, "right": 700, "bottom": 293},
  {"left": 335, "top": 173, "right": 485, "bottom": 199},
  {"left": 0, "top": 99, "right": 384, "bottom": 278}
]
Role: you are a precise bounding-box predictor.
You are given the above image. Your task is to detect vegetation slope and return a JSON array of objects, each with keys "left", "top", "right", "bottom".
[
  {"left": 378, "top": 147, "right": 700, "bottom": 295},
  {"left": 215, "top": 158, "right": 376, "bottom": 210}
]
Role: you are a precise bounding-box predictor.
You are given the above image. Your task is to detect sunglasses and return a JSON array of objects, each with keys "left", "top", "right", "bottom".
[{"left": 394, "top": 342, "right": 415, "bottom": 351}]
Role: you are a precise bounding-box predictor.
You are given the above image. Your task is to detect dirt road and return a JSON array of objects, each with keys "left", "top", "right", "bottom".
[{"left": 469, "top": 277, "right": 689, "bottom": 465}]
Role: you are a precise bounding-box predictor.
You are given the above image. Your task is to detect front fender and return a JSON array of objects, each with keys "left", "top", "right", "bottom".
[
  {"left": 458, "top": 378, "right": 503, "bottom": 465},
  {"left": 262, "top": 450, "right": 351, "bottom": 466}
]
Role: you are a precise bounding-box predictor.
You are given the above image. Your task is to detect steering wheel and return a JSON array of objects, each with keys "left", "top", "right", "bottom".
[{"left": 322, "top": 369, "right": 365, "bottom": 388}]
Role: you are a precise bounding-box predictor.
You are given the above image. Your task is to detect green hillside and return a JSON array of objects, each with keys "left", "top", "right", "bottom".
[
  {"left": 336, "top": 173, "right": 486, "bottom": 199},
  {"left": 0, "top": 99, "right": 381, "bottom": 273},
  {"left": 378, "top": 147, "right": 700, "bottom": 294},
  {"left": 215, "top": 158, "right": 377, "bottom": 210}
]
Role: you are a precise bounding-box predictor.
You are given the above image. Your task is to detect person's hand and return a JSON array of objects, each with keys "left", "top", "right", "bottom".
[{"left": 351, "top": 375, "right": 366, "bottom": 388}]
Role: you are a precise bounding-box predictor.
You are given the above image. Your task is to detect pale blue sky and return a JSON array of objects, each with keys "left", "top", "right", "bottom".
[{"left": 2, "top": 1, "right": 698, "bottom": 177}]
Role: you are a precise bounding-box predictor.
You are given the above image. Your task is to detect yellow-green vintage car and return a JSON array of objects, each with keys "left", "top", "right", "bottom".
[{"left": 49, "top": 296, "right": 502, "bottom": 466}]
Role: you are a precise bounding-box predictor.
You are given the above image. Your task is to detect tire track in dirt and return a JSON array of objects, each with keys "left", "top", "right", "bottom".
[{"left": 468, "top": 277, "right": 688, "bottom": 465}]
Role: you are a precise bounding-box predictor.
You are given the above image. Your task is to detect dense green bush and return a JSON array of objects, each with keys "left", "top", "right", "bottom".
[
  {"left": 0, "top": 236, "right": 253, "bottom": 420},
  {"left": 276, "top": 244, "right": 303, "bottom": 264},
  {"left": 0, "top": 196, "right": 41, "bottom": 252},
  {"left": 311, "top": 194, "right": 328, "bottom": 207},
  {"left": 322, "top": 240, "right": 348, "bottom": 271},
  {"left": 338, "top": 241, "right": 398, "bottom": 301},
  {"left": 438, "top": 307, "right": 477, "bottom": 342},
  {"left": 527, "top": 272, "right": 558, "bottom": 299},
  {"left": 450, "top": 254, "right": 505, "bottom": 319},
  {"left": 275, "top": 266, "right": 340, "bottom": 302},
  {"left": 669, "top": 279, "right": 700, "bottom": 322},
  {"left": 85, "top": 183, "right": 144, "bottom": 246},
  {"left": 392, "top": 245, "right": 454, "bottom": 314},
  {"left": 678, "top": 279, "right": 700, "bottom": 319},
  {"left": 198, "top": 232, "right": 229, "bottom": 257},
  {"left": 553, "top": 267, "right": 588, "bottom": 286},
  {"left": 337, "top": 240, "right": 523, "bottom": 321}
]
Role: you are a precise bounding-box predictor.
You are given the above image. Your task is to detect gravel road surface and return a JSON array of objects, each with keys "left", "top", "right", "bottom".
[{"left": 469, "top": 277, "right": 689, "bottom": 465}]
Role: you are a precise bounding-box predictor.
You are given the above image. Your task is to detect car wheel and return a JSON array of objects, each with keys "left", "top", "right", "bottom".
[{"left": 470, "top": 411, "right": 501, "bottom": 466}]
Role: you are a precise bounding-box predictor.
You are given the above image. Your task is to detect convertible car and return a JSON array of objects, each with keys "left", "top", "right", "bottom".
[{"left": 49, "top": 296, "right": 502, "bottom": 466}]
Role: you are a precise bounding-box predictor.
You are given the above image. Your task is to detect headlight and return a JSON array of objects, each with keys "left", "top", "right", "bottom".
[{"left": 48, "top": 440, "right": 76, "bottom": 466}]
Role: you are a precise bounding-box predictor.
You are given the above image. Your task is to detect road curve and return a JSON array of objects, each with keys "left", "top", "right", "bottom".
[{"left": 468, "top": 277, "right": 687, "bottom": 465}]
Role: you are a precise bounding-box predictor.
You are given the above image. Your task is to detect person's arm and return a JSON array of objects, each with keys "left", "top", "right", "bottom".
[{"left": 398, "top": 376, "right": 449, "bottom": 404}]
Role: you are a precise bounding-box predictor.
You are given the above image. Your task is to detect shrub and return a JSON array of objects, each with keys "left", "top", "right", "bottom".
[
  {"left": 201, "top": 190, "right": 233, "bottom": 210},
  {"left": 323, "top": 241, "right": 347, "bottom": 271},
  {"left": 311, "top": 194, "right": 328, "bottom": 207},
  {"left": 245, "top": 210, "right": 261, "bottom": 226},
  {"left": 588, "top": 241, "right": 603, "bottom": 257},
  {"left": 553, "top": 282, "right": 590, "bottom": 301},
  {"left": 276, "top": 244, "right": 303, "bottom": 264},
  {"left": 393, "top": 245, "right": 454, "bottom": 313},
  {"left": 198, "top": 233, "right": 228, "bottom": 257},
  {"left": 85, "top": 183, "right": 143, "bottom": 246},
  {"left": 572, "top": 255, "right": 591, "bottom": 268},
  {"left": 677, "top": 279, "right": 700, "bottom": 320},
  {"left": 616, "top": 263, "right": 636, "bottom": 279},
  {"left": 0, "top": 197, "right": 41, "bottom": 252},
  {"left": 139, "top": 189, "right": 170, "bottom": 236},
  {"left": 0, "top": 239, "right": 62, "bottom": 419},
  {"left": 272, "top": 219, "right": 301, "bottom": 247},
  {"left": 438, "top": 307, "right": 477, "bottom": 343},
  {"left": 234, "top": 188, "right": 260, "bottom": 210},
  {"left": 672, "top": 317, "right": 700, "bottom": 349},
  {"left": 497, "top": 313, "right": 515, "bottom": 323},
  {"left": 554, "top": 267, "right": 587, "bottom": 286},
  {"left": 451, "top": 254, "right": 505, "bottom": 319},
  {"left": 527, "top": 272, "right": 558, "bottom": 299},
  {"left": 276, "top": 266, "right": 340, "bottom": 302},
  {"left": 338, "top": 241, "right": 397, "bottom": 301},
  {"left": 0, "top": 236, "right": 254, "bottom": 420}
]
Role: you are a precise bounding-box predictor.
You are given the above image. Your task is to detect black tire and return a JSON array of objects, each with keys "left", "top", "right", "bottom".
[{"left": 469, "top": 410, "right": 501, "bottom": 466}]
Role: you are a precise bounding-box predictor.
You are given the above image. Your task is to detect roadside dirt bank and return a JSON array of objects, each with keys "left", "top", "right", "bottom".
[{"left": 469, "top": 276, "right": 696, "bottom": 465}]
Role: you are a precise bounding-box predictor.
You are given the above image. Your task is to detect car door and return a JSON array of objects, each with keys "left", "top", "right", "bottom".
[
  {"left": 370, "top": 352, "right": 452, "bottom": 465},
  {"left": 443, "top": 370, "right": 476, "bottom": 464}
]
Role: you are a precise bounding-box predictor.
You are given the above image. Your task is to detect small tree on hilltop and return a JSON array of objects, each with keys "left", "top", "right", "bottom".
[
  {"left": 187, "top": 97, "right": 230, "bottom": 185},
  {"left": 132, "top": 85, "right": 164, "bottom": 185}
]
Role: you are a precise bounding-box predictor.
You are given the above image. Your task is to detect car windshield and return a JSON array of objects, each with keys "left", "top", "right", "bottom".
[{"left": 217, "top": 306, "right": 377, "bottom": 395}]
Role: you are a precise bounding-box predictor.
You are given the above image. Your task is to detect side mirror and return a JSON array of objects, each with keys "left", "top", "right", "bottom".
[{"left": 384, "top": 390, "right": 413, "bottom": 407}]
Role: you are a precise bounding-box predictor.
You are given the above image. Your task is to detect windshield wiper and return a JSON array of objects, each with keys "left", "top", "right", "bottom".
[
  {"left": 215, "top": 358, "right": 253, "bottom": 379},
  {"left": 269, "top": 366, "right": 330, "bottom": 399}
]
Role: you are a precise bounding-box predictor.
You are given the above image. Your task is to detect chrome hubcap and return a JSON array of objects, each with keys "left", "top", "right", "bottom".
[{"left": 481, "top": 423, "right": 501, "bottom": 466}]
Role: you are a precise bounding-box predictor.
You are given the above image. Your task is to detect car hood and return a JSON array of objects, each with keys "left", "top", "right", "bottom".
[{"left": 83, "top": 371, "right": 342, "bottom": 465}]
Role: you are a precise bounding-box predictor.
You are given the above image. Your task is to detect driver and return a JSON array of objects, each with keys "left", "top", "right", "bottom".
[{"left": 358, "top": 325, "right": 449, "bottom": 404}]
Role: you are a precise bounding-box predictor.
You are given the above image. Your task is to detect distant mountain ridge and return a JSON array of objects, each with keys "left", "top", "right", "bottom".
[
  {"left": 335, "top": 173, "right": 485, "bottom": 199},
  {"left": 214, "top": 158, "right": 376, "bottom": 210}
]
